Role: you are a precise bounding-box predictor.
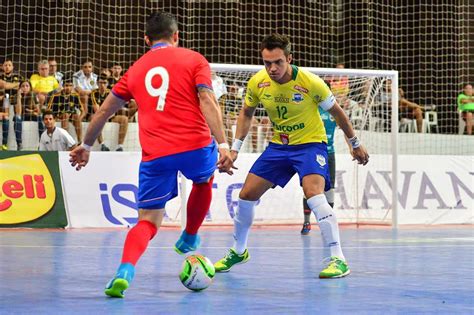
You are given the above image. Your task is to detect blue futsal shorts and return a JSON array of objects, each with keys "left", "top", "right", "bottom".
[
  {"left": 249, "top": 142, "right": 331, "bottom": 191},
  {"left": 138, "top": 141, "right": 217, "bottom": 210}
]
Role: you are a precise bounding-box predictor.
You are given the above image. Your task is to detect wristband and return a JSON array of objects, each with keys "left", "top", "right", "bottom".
[
  {"left": 348, "top": 136, "right": 361, "bottom": 149},
  {"left": 218, "top": 142, "right": 230, "bottom": 150},
  {"left": 231, "top": 139, "right": 244, "bottom": 152},
  {"left": 82, "top": 143, "right": 92, "bottom": 151}
]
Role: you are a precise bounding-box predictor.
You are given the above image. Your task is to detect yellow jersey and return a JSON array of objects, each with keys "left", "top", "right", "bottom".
[
  {"left": 245, "top": 65, "right": 334, "bottom": 145},
  {"left": 30, "top": 74, "right": 59, "bottom": 94}
]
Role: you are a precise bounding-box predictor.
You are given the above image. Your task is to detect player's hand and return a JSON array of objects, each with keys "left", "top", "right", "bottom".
[
  {"left": 351, "top": 145, "right": 369, "bottom": 165},
  {"left": 217, "top": 148, "right": 237, "bottom": 175},
  {"left": 230, "top": 150, "right": 239, "bottom": 162},
  {"left": 69, "top": 145, "right": 91, "bottom": 171}
]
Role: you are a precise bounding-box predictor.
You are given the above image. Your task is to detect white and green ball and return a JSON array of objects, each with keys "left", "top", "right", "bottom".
[{"left": 179, "top": 254, "right": 215, "bottom": 291}]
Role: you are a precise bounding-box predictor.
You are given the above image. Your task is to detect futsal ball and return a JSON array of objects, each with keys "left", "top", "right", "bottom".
[{"left": 179, "top": 254, "right": 215, "bottom": 291}]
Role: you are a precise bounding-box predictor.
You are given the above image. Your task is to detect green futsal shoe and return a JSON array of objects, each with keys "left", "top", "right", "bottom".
[
  {"left": 214, "top": 248, "right": 250, "bottom": 272},
  {"left": 319, "top": 256, "right": 350, "bottom": 279},
  {"left": 104, "top": 263, "right": 135, "bottom": 298}
]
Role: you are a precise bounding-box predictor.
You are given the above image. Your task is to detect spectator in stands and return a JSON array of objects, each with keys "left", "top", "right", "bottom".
[
  {"left": 109, "top": 63, "right": 123, "bottom": 88},
  {"left": 382, "top": 79, "right": 424, "bottom": 133},
  {"left": 1, "top": 59, "right": 23, "bottom": 104},
  {"left": 109, "top": 63, "right": 138, "bottom": 121},
  {"left": 457, "top": 83, "right": 474, "bottom": 135},
  {"left": 39, "top": 110, "right": 76, "bottom": 151},
  {"left": 48, "top": 78, "right": 85, "bottom": 142},
  {"left": 30, "top": 59, "right": 60, "bottom": 109},
  {"left": 0, "top": 90, "right": 9, "bottom": 150},
  {"left": 327, "top": 62, "right": 350, "bottom": 109},
  {"left": 73, "top": 59, "right": 98, "bottom": 113},
  {"left": 91, "top": 75, "right": 129, "bottom": 151},
  {"left": 48, "top": 58, "right": 64, "bottom": 87},
  {"left": 14, "top": 80, "right": 44, "bottom": 150}
]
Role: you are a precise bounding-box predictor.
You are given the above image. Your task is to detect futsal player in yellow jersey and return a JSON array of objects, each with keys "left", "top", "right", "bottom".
[{"left": 214, "top": 34, "right": 369, "bottom": 278}]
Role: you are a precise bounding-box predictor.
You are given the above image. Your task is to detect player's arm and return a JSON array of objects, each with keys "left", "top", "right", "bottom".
[
  {"left": 198, "top": 87, "right": 234, "bottom": 175},
  {"left": 327, "top": 101, "right": 369, "bottom": 165},
  {"left": 69, "top": 93, "right": 126, "bottom": 170},
  {"left": 234, "top": 103, "right": 257, "bottom": 142},
  {"left": 15, "top": 91, "right": 22, "bottom": 117}
]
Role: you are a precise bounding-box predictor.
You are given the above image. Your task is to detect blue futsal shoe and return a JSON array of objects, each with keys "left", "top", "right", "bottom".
[
  {"left": 174, "top": 230, "right": 201, "bottom": 255},
  {"left": 104, "top": 263, "right": 135, "bottom": 298}
]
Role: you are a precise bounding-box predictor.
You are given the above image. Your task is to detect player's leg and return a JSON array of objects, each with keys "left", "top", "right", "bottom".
[
  {"left": 294, "top": 144, "right": 348, "bottom": 278},
  {"left": 301, "top": 198, "right": 312, "bottom": 235},
  {"left": 105, "top": 158, "right": 178, "bottom": 298},
  {"left": 302, "top": 151, "right": 334, "bottom": 235},
  {"left": 215, "top": 143, "right": 294, "bottom": 272},
  {"left": 72, "top": 113, "right": 82, "bottom": 142},
  {"left": 175, "top": 142, "right": 218, "bottom": 254},
  {"left": 302, "top": 174, "right": 349, "bottom": 278},
  {"left": 105, "top": 209, "right": 163, "bottom": 298},
  {"left": 214, "top": 173, "right": 274, "bottom": 272}
]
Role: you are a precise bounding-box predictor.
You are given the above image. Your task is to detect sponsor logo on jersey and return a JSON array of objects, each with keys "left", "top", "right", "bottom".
[
  {"left": 292, "top": 93, "right": 303, "bottom": 103},
  {"left": 262, "top": 93, "right": 272, "bottom": 100},
  {"left": 0, "top": 154, "right": 56, "bottom": 224},
  {"left": 294, "top": 85, "right": 308, "bottom": 94},
  {"left": 274, "top": 94, "right": 289, "bottom": 103},
  {"left": 316, "top": 154, "right": 326, "bottom": 167},
  {"left": 258, "top": 82, "right": 271, "bottom": 88},
  {"left": 314, "top": 95, "right": 323, "bottom": 103},
  {"left": 272, "top": 121, "right": 305, "bottom": 132}
]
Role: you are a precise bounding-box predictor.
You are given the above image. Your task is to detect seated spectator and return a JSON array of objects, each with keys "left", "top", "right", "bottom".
[
  {"left": 327, "top": 62, "right": 350, "bottom": 108},
  {"left": 1, "top": 58, "right": 23, "bottom": 105},
  {"left": 0, "top": 90, "right": 9, "bottom": 150},
  {"left": 30, "top": 60, "right": 60, "bottom": 109},
  {"left": 398, "top": 87, "right": 424, "bottom": 133},
  {"left": 48, "top": 78, "right": 85, "bottom": 142},
  {"left": 39, "top": 110, "right": 76, "bottom": 151},
  {"left": 109, "top": 63, "right": 137, "bottom": 121},
  {"left": 91, "top": 76, "right": 129, "bottom": 151},
  {"left": 381, "top": 79, "right": 424, "bottom": 133},
  {"left": 48, "top": 58, "right": 64, "bottom": 87},
  {"left": 14, "top": 80, "right": 45, "bottom": 150},
  {"left": 457, "top": 83, "right": 474, "bottom": 135},
  {"left": 73, "top": 59, "right": 98, "bottom": 114}
]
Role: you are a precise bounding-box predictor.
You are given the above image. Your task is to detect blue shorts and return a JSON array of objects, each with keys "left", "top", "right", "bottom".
[
  {"left": 249, "top": 142, "right": 331, "bottom": 191},
  {"left": 138, "top": 141, "right": 217, "bottom": 209}
]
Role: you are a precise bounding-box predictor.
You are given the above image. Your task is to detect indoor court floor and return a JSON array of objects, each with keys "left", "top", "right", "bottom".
[{"left": 0, "top": 226, "right": 473, "bottom": 314}]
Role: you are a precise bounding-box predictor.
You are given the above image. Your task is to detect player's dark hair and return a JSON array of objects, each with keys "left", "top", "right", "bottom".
[
  {"left": 146, "top": 12, "right": 178, "bottom": 42},
  {"left": 3, "top": 58, "right": 13, "bottom": 64},
  {"left": 43, "top": 110, "right": 54, "bottom": 117},
  {"left": 260, "top": 34, "right": 291, "bottom": 56}
]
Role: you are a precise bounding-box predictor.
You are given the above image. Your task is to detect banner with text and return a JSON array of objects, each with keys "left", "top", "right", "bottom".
[
  {"left": 59, "top": 152, "right": 473, "bottom": 228},
  {"left": 0, "top": 151, "right": 68, "bottom": 228}
]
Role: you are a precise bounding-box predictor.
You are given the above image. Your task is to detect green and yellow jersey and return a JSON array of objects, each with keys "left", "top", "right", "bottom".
[{"left": 245, "top": 65, "right": 335, "bottom": 145}]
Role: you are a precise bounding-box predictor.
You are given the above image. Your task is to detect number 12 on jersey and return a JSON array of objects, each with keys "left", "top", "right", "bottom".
[{"left": 145, "top": 66, "right": 170, "bottom": 111}]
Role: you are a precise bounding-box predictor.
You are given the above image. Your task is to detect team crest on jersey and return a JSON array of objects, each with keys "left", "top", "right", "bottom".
[
  {"left": 294, "top": 85, "right": 308, "bottom": 94},
  {"left": 258, "top": 82, "right": 271, "bottom": 88},
  {"left": 316, "top": 154, "right": 326, "bottom": 166},
  {"left": 292, "top": 93, "right": 303, "bottom": 103}
]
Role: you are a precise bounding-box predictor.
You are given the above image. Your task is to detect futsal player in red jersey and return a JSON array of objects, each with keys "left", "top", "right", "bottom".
[{"left": 69, "top": 11, "right": 234, "bottom": 298}]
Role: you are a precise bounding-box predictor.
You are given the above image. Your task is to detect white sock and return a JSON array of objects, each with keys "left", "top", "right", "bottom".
[
  {"left": 307, "top": 194, "right": 345, "bottom": 260},
  {"left": 233, "top": 198, "right": 256, "bottom": 254}
]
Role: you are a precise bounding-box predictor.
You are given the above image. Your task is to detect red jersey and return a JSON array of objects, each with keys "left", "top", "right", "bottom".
[{"left": 112, "top": 43, "right": 213, "bottom": 161}]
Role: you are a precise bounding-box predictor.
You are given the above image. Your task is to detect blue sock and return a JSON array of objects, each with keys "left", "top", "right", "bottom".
[{"left": 116, "top": 263, "right": 135, "bottom": 283}]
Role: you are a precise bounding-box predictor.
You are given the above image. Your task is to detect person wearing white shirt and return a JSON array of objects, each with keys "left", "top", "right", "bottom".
[
  {"left": 73, "top": 60, "right": 98, "bottom": 114},
  {"left": 39, "top": 111, "right": 77, "bottom": 151}
]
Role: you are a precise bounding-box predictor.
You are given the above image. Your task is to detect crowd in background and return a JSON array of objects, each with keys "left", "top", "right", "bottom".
[{"left": 1, "top": 58, "right": 473, "bottom": 152}]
